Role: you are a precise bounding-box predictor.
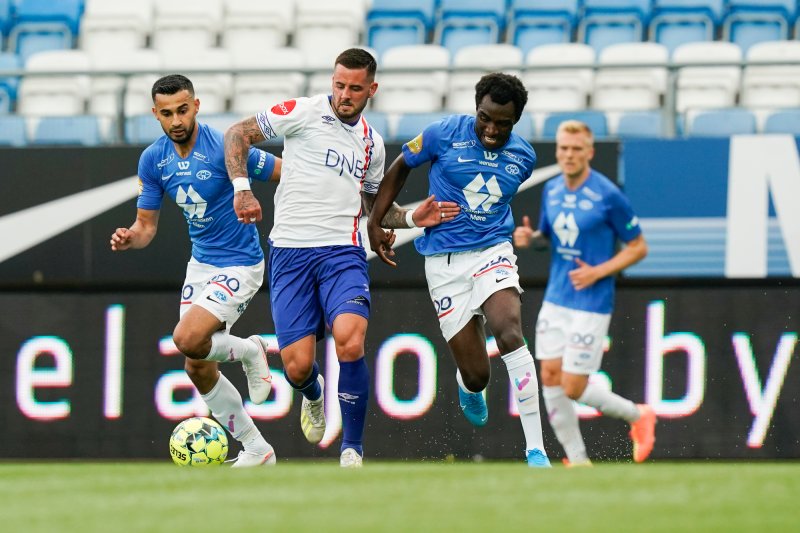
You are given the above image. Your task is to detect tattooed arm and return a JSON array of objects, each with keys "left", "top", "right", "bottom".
[{"left": 224, "top": 116, "right": 268, "bottom": 225}]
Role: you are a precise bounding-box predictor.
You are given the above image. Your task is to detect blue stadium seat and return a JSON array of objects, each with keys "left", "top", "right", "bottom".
[
  {"left": 723, "top": 1, "right": 797, "bottom": 54},
  {"left": 32, "top": 115, "right": 102, "bottom": 146},
  {"left": 0, "top": 52, "right": 21, "bottom": 103},
  {"left": 616, "top": 111, "right": 665, "bottom": 138},
  {"left": 763, "top": 109, "right": 800, "bottom": 135},
  {"left": 579, "top": 0, "right": 652, "bottom": 54},
  {"left": 541, "top": 110, "right": 609, "bottom": 139},
  {"left": 508, "top": 0, "right": 579, "bottom": 56},
  {"left": 0, "top": 114, "right": 27, "bottom": 146},
  {"left": 9, "top": 0, "right": 82, "bottom": 62},
  {"left": 434, "top": 0, "right": 507, "bottom": 58},
  {"left": 394, "top": 112, "right": 450, "bottom": 141},
  {"left": 0, "top": 88, "right": 11, "bottom": 113},
  {"left": 125, "top": 114, "right": 166, "bottom": 145},
  {"left": 366, "top": 0, "right": 436, "bottom": 59},
  {"left": 686, "top": 108, "right": 757, "bottom": 137},
  {"left": 649, "top": 1, "right": 725, "bottom": 54},
  {"left": 0, "top": 0, "right": 12, "bottom": 37}
]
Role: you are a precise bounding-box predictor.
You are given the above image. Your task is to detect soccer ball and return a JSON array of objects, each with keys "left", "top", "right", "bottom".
[{"left": 169, "top": 417, "right": 229, "bottom": 466}]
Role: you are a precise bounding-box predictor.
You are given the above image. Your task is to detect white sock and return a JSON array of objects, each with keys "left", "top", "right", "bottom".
[
  {"left": 578, "top": 381, "right": 640, "bottom": 423},
  {"left": 201, "top": 372, "right": 267, "bottom": 452},
  {"left": 543, "top": 385, "right": 589, "bottom": 463},
  {"left": 204, "top": 332, "right": 258, "bottom": 363},
  {"left": 501, "top": 346, "right": 546, "bottom": 453}
]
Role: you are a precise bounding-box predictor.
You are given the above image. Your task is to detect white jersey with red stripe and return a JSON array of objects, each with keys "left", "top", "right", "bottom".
[{"left": 254, "top": 94, "right": 386, "bottom": 248}]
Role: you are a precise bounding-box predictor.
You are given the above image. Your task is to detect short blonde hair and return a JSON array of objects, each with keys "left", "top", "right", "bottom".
[{"left": 556, "top": 120, "right": 594, "bottom": 146}]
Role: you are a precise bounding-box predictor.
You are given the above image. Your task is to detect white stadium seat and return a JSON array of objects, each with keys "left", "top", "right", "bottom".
[
  {"left": 592, "top": 42, "right": 669, "bottom": 112},
  {"left": 18, "top": 50, "right": 91, "bottom": 117},
  {"left": 523, "top": 43, "right": 595, "bottom": 113},
  {"left": 222, "top": 0, "right": 295, "bottom": 52},
  {"left": 80, "top": 0, "right": 153, "bottom": 54},
  {"left": 294, "top": 0, "right": 365, "bottom": 65},
  {"left": 151, "top": 0, "right": 223, "bottom": 51},
  {"left": 231, "top": 47, "right": 307, "bottom": 115},
  {"left": 673, "top": 41, "right": 742, "bottom": 113},
  {"left": 374, "top": 44, "right": 449, "bottom": 114},
  {"left": 446, "top": 44, "right": 523, "bottom": 113},
  {"left": 160, "top": 48, "right": 233, "bottom": 114}
]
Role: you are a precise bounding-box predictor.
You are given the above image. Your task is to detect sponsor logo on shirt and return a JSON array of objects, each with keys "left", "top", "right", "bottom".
[
  {"left": 271, "top": 99, "right": 296, "bottom": 115},
  {"left": 192, "top": 152, "right": 209, "bottom": 163},
  {"left": 255, "top": 150, "right": 267, "bottom": 174},
  {"left": 157, "top": 154, "right": 174, "bottom": 168},
  {"left": 463, "top": 173, "right": 502, "bottom": 216},
  {"left": 579, "top": 199, "right": 593, "bottom": 210},
  {"left": 176, "top": 185, "right": 207, "bottom": 219},
  {"left": 483, "top": 151, "right": 498, "bottom": 161},
  {"left": 457, "top": 155, "right": 475, "bottom": 163},
  {"left": 502, "top": 150, "right": 524, "bottom": 164},
  {"left": 452, "top": 140, "right": 476, "bottom": 149},
  {"left": 505, "top": 164, "right": 520, "bottom": 175},
  {"left": 407, "top": 133, "right": 423, "bottom": 154},
  {"left": 196, "top": 170, "right": 212, "bottom": 180}
]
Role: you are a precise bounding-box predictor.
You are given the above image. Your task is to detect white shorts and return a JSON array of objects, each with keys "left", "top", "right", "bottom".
[
  {"left": 179, "top": 258, "right": 264, "bottom": 329},
  {"left": 535, "top": 301, "right": 611, "bottom": 375},
  {"left": 425, "top": 241, "right": 522, "bottom": 342}
]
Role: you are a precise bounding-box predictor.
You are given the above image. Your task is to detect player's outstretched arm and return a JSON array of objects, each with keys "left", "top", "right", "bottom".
[
  {"left": 110, "top": 208, "right": 160, "bottom": 251},
  {"left": 224, "top": 116, "right": 268, "bottom": 225}
]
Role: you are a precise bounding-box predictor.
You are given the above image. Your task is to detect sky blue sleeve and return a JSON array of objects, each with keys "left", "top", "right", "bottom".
[
  {"left": 246, "top": 147, "right": 276, "bottom": 182},
  {"left": 400, "top": 120, "right": 443, "bottom": 168},
  {"left": 136, "top": 148, "right": 164, "bottom": 210},
  {"left": 607, "top": 188, "right": 641, "bottom": 243}
]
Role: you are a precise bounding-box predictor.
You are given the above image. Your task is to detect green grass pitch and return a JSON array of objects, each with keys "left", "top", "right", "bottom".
[{"left": 1, "top": 461, "right": 797, "bottom": 532}]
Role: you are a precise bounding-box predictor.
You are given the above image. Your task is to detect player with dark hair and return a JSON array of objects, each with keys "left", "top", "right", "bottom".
[
  {"left": 367, "top": 72, "right": 550, "bottom": 467},
  {"left": 110, "top": 74, "right": 282, "bottom": 467},
  {"left": 224, "top": 48, "right": 459, "bottom": 467},
  {"left": 513, "top": 119, "right": 655, "bottom": 466}
]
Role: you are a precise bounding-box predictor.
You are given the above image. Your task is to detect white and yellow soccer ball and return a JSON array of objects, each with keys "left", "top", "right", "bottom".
[{"left": 169, "top": 417, "right": 229, "bottom": 466}]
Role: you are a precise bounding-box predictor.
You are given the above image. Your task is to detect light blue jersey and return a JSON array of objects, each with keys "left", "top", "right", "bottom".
[
  {"left": 401, "top": 115, "right": 537, "bottom": 255},
  {"left": 539, "top": 169, "right": 641, "bottom": 314},
  {"left": 137, "top": 122, "right": 276, "bottom": 267}
]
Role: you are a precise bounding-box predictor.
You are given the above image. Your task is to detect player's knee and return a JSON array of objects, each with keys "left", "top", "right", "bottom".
[
  {"left": 283, "top": 359, "right": 314, "bottom": 386},
  {"left": 562, "top": 380, "right": 586, "bottom": 400},
  {"left": 335, "top": 338, "right": 365, "bottom": 362},
  {"left": 172, "top": 326, "right": 207, "bottom": 360}
]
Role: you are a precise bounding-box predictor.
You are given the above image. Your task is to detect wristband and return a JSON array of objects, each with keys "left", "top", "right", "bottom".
[
  {"left": 232, "top": 177, "right": 251, "bottom": 193},
  {"left": 405, "top": 209, "right": 416, "bottom": 228}
]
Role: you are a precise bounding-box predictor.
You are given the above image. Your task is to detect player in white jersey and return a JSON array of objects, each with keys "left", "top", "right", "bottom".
[
  {"left": 224, "top": 48, "right": 459, "bottom": 467},
  {"left": 513, "top": 120, "right": 656, "bottom": 466},
  {"left": 110, "top": 75, "right": 281, "bottom": 468},
  {"left": 367, "top": 73, "right": 551, "bottom": 467}
]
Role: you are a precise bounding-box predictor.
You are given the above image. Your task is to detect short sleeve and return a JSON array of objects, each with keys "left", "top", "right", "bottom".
[
  {"left": 607, "top": 187, "right": 641, "bottom": 243},
  {"left": 246, "top": 147, "right": 276, "bottom": 182},
  {"left": 254, "top": 97, "right": 312, "bottom": 141},
  {"left": 400, "top": 120, "right": 444, "bottom": 169},
  {"left": 136, "top": 148, "right": 164, "bottom": 210}
]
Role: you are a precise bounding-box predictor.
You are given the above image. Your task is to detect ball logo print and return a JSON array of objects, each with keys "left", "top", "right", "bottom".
[
  {"left": 271, "top": 99, "right": 296, "bottom": 116},
  {"left": 169, "top": 417, "right": 228, "bottom": 466}
]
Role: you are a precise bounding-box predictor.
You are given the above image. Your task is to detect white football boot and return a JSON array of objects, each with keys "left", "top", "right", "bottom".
[
  {"left": 243, "top": 335, "right": 273, "bottom": 404},
  {"left": 230, "top": 444, "right": 276, "bottom": 468},
  {"left": 340, "top": 448, "right": 363, "bottom": 468},
  {"left": 300, "top": 375, "right": 326, "bottom": 444}
]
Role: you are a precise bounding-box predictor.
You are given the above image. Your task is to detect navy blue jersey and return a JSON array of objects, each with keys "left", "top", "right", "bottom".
[
  {"left": 401, "top": 115, "right": 537, "bottom": 255},
  {"left": 539, "top": 169, "right": 641, "bottom": 313},
  {"left": 137, "top": 123, "right": 275, "bottom": 267}
]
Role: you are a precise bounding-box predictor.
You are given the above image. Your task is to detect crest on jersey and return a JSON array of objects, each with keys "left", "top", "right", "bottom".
[
  {"left": 271, "top": 99, "right": 296, "bottom": 115},
  {"left": 407, "top": 133, "right": 423, "bottom": 154}
]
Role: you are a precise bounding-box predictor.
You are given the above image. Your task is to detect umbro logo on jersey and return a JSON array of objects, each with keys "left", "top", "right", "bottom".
[
  {"left": 321, "top": 115, "right": 335, "bottom": 124},
  {"left": 457, "top": 156, "right": 475, "bottom": 163}
]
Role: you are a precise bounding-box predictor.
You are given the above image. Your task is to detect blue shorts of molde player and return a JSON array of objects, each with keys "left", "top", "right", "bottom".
[{"left": 268, "top": 244, "right": 371, "bottom": 350}]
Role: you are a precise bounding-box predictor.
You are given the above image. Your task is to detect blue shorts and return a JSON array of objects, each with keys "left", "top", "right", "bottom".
[{"left": 268, "top": 244, "right": 371, "bottom": 350}]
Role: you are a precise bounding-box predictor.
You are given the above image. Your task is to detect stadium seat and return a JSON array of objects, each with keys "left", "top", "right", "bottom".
[
  {"left": 0, "top": 0, "right": 12, "bottom": 39},
  {"left": 0, "top": 88, "right": 10, "bottom": 114},
  {"left": 686, "top": 108, "right": 757, "bottom": 137},
  {"left": 362, "top": 111, "right": 391, "bottom": 139},
  {"left": 508, "top": 0, "right": 580, "bottom": 56},
  {"left": 294, "top": 0, "right": 365, "bottom": 62},
  {"left": 230, "top": 47, "right": 306, "bottom": 115},
  {"left": 80, "top": 0, "right": 153, "bottom": 54},
  {"left": 123, "top": 74, "right": 162, "bottom": 118},
  {"left": 763, "top": 109, "right": 800, "bottom": 134},
  {"left": 513, "top": 113, "right": 536, "bottom": 141},
  {"left": 8, "top": 0, "right": 82, "bottom": 62},
  {"left": 723, "top": 0, "right": 796, "bottom": 54},
  {"left": 31, "top": 115, "right": 102, "bottom": 146},
  {"left": 446, "top": 44, "right": 523, "bottom": 113},
  {"left": 200, "top": 112, "right": 241, "bottom": 133},
  {"left": 541, "top": 110, "right": 609, "bottom": 139},
  {"left": 741, "top": 41, "right": 800, "bottom": 112},
  {"left": 18, "top": 49, "right": 91, "bottom": 116},
  {"left": 579, "top": 0, "right": 652, "bottom": 55},
  {"left": 374, "top": 44, "right": 449, "bottom": 114},
  {"left": 0, "top": 114, "right": 27, "bottom": 146},
  {"left": 434, "top": 0, "right": 507, "bottom": 58},
  {"left": 366, "top": 0, "right": 436, "bottom": 59},
  {"left": 592, "top": 42, "right": 669, "bottom": 112},
  {"left": 222, "top": 0, "right": 294, "bottom": 52},
  {"left": 523, "top": 43, "right": 595, "bottom": 114},
  {"left": 160, "top": 48, "right": 232, "bottom": 115},
  {"left": 152, "top": 0, "right": 223, "bottom": 51},
  {"left": 125, "top": 113, "right": 165, "bottom": 144},
  {"left": 673, "top": 41, "right": 742, "bottom": 113},
  {"left": 649, "top": 1, "right": 725, "bottom": 54},
  {"left": 89, "top": 48, "right": 161, "bottom": 142},
  {"left": 0, "top": 52, "right": 22, "bottom": 104},
  {"left": 394, "top": 112, "right": 450, "bottom": 141},
  {"left": 616, "top": 110, "right": 664, "bottom": 138}
]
